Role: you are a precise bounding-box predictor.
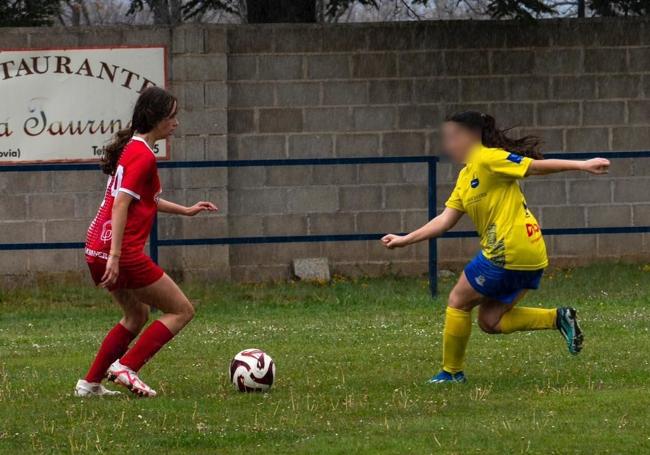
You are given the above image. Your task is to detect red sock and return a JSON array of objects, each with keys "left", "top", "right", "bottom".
[
  {"left": 84, "top": 323, "right": 136, "bottom": 383},
  {"left": 120, "top": 320, "right": 174, "bottom": 372}
]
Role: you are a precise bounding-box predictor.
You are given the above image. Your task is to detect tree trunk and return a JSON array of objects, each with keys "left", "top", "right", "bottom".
[{"left": 246, "top": 0, "right": 317, "bottom": 23}]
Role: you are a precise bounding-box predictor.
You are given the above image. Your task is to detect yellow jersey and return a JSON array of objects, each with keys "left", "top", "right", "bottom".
[{"left": 445, "top": 144, "right": 548, "bottom": 271}]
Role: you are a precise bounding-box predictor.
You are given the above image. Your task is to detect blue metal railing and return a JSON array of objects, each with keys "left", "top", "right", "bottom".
[{"left": 1, "top": 150, "right": 649, "bottom": 296}]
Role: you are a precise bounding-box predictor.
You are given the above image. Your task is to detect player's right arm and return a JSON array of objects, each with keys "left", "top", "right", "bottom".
[
  {"left": 100, "top": 192, "right": 133, "bottom": 288},
  {"left": 381, "top": 207, "right": 464, "bottom": 249}
]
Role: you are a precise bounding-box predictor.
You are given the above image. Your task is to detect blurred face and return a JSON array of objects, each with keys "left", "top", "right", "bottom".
[
  {"left": 152, "top": 101, "right": 179, "bottom": 140},
  {"left": 441, "top": 121, "right": 481, "bottom": 163}
]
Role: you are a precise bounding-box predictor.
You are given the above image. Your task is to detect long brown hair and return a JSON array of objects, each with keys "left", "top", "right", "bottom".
[
  {"left": 101, "top": 87, "right": 177, "bottom": 175},
  {"left": 446, "top": 111, "right": 543, "bottom": 160}
]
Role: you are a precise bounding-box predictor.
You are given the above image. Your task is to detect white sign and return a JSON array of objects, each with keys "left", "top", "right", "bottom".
[{"left": 0, "top": 46, "right": 167, "bottom": 163}]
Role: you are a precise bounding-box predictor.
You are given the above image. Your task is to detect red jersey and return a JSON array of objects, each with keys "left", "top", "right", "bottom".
[{"left": 85, "top": 137, "right": 161, "bottom": 263}]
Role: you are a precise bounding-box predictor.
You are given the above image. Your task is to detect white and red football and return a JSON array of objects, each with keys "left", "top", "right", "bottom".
[{"left": 229, "top": 349, "right": 276, "bottom": 392}]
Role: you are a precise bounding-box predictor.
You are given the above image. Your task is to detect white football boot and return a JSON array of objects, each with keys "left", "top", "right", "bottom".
[
  {"left": 74, "top": 379, "right": 121, "bottom": 397},
  {"left": 106, "top": 360, "right": 157, "bottom": 397}
]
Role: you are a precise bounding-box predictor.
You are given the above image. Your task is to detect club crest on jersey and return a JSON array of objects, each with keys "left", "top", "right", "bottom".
[
  {"left": 100, "top": 220, "right": 112, "bottom": 242},
  {"left": 470, "top": 177, "right": 480, "bottom": 188},
  {"left": 507, "top": 153, "right": 523, "bottom": 164}
]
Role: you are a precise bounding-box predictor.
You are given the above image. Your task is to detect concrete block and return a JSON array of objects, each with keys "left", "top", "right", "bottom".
[
  {"left": 414, "top": 79, "right": 460, "bottom": 103},
  {"left": 258, "top": 108, "right": 303, "bottom": 133},
  {"left": 537, "top": 102, "right": 581, "bottom": 127},
  {"left": 228, "top": 27, "right": 273, "bottom": 53},
  {"left": 308, "top": 213, "right": 355, "bottom": 235},
  {"left": 490, "top": 103, "right": 534, "bottom": 128},
  {"left": 180, "top": 168, "right": 227, "bottom": 189},
  {"left": 122, "top": 28, "right": 170, "bottom": 46},
  {"left": 265, "top": 214, "right": 307, "bottom": 235},
  {"left": 353, "top": 106, "right": 397, "bottom": 131},
  {"left": 520, "top": 179, "right": 566, "bottom": 206},
  {"left": 321, "top": 26, "right": 368, "bottom": 52},
  {"left": 444, "top": 51, "right": 489, "bottom": 75},
  {"left": 258, "top": 55, "right": 303, "bottom": 80},
  {"left": 51, "top": 172, "right": 103, "bottom": 192},
  {"left": 206, "top": 28, "right": 227, "bottom": 53},
  {"left": 508, "top": 76, "right": 549, "bottom": 100},
  {"left": 565, "top": 128, "right": 610, "bottom": 152},
  {"left": 288, "top": 135, "right": 333, "bottom": 158},
  {"left": 180, "top": 245, "right": 229, "bottom": 269},
  {"left": 382, "top": 132, "right": 426, "bottom": 155},
  {"left": 228, "top": 109, "right": 255, "bottom": 134},
  {"left": 0, "top": 250, "right": 30, "bottom": 274},
  {"left": 398, "top": 52, "right": 444, "bottom": 77},
  {"left": 352, "top": 53, "right": 397, "bottom": 78},
  {"left": 612, "top": 127, "right": 650, "bottom": 150},
  {"left": 368, "top": 80, "right": 413, "bottom": 105},
  {"left": 231, "top": 188, "right": 286, "bottom": 215},
  {"left": 230, "top": 264, "right": 288, "bottom": 282},
  {"left": 0, "top": 196, "right": 27, "bottom": 220},
  {"left": 29, "top": 31, "right": 80, "bottom": 48},
  {"left": 357, "top": 211, "right": 401, "bottom": 233},
  {"left": 274, "top": 26, "right": 322, "bottom": 53},
  {"left": 276, "top": 82, "right": 320, "bottom": 107},
  {"left": 403, "top": 210, "right": 429, "bottom": 231},
  {"left": 287, "top": 187, "right": 338, "bottom": 213},
  {"left": 28, "top": 194, "right": 75, "bottom": 221},
  {"left": 596, "top": 75, "right": 641, "bottom": 99},
  {"left": 613, "top": 178, "right": 650, "bottom": 202},
  {"left": 0, "top": 221, "right": 43, "bottom": 244},
  {"left": 335, "top": 134, "right": 379, "bottom": 157},
  {"left": 306, "top": 55, "right": 351, "bottom": 79},
  {"left": 321, "top": 241, "right": 368, "bottom": 262},
  {"left": 568, "top": 179, "right": 612, "bottom": 204},
  {"left": 403, "top": 163, "right": 427, "bottom": 184},
  {"left": 173, "top": 27, "right": 205, "bottom": 54},
  {"left": 553, "top": 234, "right": 596, "bottom": 256},
  {"left": 628, "top": 48, "right": 650, "bottom": 72},
  {"left": 178, "top": 109, "right": 226, "bottom": 135},
  {"left": 176, "top": 55, "right": 227, "bottom": 81},
  {"left": 541, "top": 206, "right": 585, "bottom": 228},
  {"left": 229, "top": 83, "right": 274, "bottom": 107},
  {"left": 583, "top": 101, "right": 625, "bottom": 126},
  {"left": 358, "top": 164, "right": 403, "bottom": 184},
  {"left": 267, "top": 166, "right": 313, "bottom": 186},
  {"left": 44, "top": 219, "right": 88, "bottom": 242},
  {"left": 340, "top": 186, "right": 382, "bottom": 211},
  {"left": 491, "top": 50, "right": 535, "bottom": 74},
  {"left": 633, "top": 204, "right": 650, "bottom": 226},
  {"left": 207, "top": 135, "right": 228, "bottom": 160},
  {"left": 398, "top": 105, "right": 442, "bottom": 130},
  {"left": 228, "top": 55, "right": 258, "bottom": 80},
  {"left": 29, "top": 250, "right": 80, "bottom": 273},
  {"left": 323, "top": 81, "right": 368, "bottom": 105},
  {"left": 598, "top": 233, "right": 644, "bottom": 257},
  {"left": 304, "top": 108, "right": 353, "bottom": 133},
  {"left": 293, "top": 257, "right": 330, "bottom": 282},
  {"left": 385, "top": 184, "right": 427, "bottom": 209},
  {"left": 75, "top": 192, "right": 105, "bottom": 219},
  {"left": 551, "top": 76, "right": 597, "bottom": 100},
  {"left": 228, "top": 215, "right": 265, "bottom": 237},
  {"left": 180, "top": 216, "right": 227, "bottom": 239},
  {"left": 312, "top": 165, "right": 358, "bottom": 185},
  {"left": 367, "top": 24, "right": 414, "bottom": 50},
  {"left": 585, "top": 48, "right": 627, "bottom": 73},
  {"left": 587, "top": 205, "right": 632, "bottom": 227},
  {"left": 627, "top": 100, "right": 650, "bottom": 124},
  {"left": 461, "top": 77, "right": 506, "bottom": 102},
  {"left": 534, "top": 49, "right": 583, "bottom": 74},
  {"left": 229, "top": 167, "right": 266, "bottom": 189},
  {"left": 205, "top": 82, "right": 227, "bottom": 108}
]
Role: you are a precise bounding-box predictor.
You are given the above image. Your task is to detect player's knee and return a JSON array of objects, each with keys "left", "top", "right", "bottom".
[
  {"left": 448, "top": 289, "right": 470, "bottom": 311},
  {"left": 477, "top": 314, "right": 500, "bottom": 334},
  {"left": 125, "top": 306, "right": 149, "bottom": 332},
  {"left": 179, "top": 299, "right": 195, "bottom": 323}
]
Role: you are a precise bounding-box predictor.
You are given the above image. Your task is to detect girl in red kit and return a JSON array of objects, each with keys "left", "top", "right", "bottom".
[{"left": 75, "top": 87, "right": 217, "bottom": 398}]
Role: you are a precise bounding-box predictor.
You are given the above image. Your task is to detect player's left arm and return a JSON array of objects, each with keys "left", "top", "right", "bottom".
[
  {"left": 157, "top": 198, "right": 218, "bottom": 216},
  {"left": 526, "top": 158, "right": 610, "bottom": 176}
]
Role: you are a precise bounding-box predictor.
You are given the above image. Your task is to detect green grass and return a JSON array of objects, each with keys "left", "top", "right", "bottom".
[{"left": 1, "top": 264, "right": 650, "bottom": 454}]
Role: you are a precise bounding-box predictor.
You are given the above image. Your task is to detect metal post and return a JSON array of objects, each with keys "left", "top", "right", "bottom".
[
  {"left": 150, "top": 214, "right": 159, "bottom": 264},
  {"left": 427, "top": 158, "right": 438, "bottom": 297}
]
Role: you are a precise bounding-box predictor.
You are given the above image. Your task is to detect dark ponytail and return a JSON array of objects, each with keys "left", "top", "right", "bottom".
[
  {"left": 446, "top": 111, "right": 544, "bottom": 160},
  {"left": 101, "top": 86, "right": 177, "bottom": 175}
]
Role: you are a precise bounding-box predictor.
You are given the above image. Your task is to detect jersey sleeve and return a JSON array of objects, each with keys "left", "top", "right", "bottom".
[
  {"left": 480, "top": 147, "right": 532, "bottom": 179},
  {"left": 445, "top": 182, "right": 465, "bottom": 212},
  {"left": 118, "top": 149, "right": 155, "bottom": 200}
]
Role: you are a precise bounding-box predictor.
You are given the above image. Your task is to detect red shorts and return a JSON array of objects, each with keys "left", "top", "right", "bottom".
[{"left": 86, "top": 255, "right": 164, "bottom": 291}]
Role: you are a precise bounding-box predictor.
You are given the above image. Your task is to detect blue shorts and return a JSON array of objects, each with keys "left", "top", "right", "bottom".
[{"left": 464, "top": 253, "right": 544, "bottom": 304}]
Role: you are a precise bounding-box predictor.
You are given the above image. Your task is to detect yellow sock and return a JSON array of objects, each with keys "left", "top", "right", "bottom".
[
  {"left": 442, "top": 307, "right": 472, "bottom": 374},
  {"left": 499, "top": 307, "right": 557, "bottom": 334}
]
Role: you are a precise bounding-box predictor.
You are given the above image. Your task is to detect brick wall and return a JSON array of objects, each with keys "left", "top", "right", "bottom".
[{"left": 1, "top": 19, "right": 649, "bottom": 284}]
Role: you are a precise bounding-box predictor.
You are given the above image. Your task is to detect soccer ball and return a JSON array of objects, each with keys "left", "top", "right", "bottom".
[{"left": 229, "top": 349, "right": 276, "bottom": 392}]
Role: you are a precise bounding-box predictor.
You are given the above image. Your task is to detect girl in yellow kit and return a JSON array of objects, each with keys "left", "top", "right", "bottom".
[{"left": 381, "top": 111, "right": 610, "bottom": 383}]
